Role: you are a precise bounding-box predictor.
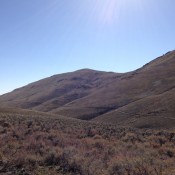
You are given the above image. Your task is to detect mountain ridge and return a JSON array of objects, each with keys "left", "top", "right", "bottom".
[{"left": 0, "top": 50, "right": 175, "bottom": 128}]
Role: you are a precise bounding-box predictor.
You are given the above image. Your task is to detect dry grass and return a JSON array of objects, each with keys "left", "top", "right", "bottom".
[{"left": 0, "top": 112, "right": 175, "bottom": 175}]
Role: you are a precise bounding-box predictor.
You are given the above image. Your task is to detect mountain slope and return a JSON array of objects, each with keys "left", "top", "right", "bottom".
[
  {"left": 0, "top": 69, "right": 117, "bottom": 116},
  {"left": 93, "top": 87, "right": 175, "bottom": 128},
  {"left": 52, "top": 50, "right": 175, "bottom": 122},
  {"left": 0, "top": 50, "right": 175, "bottom": 128}
]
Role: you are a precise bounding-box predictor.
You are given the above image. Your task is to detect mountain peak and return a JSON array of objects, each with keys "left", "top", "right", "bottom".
[{"left": 76, "top": 68, "right": 96, "bottom": 72}]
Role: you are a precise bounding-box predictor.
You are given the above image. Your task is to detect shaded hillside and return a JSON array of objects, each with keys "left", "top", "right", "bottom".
[
  {"left": 0, "top": 50, "right": 175, "bottom": 128},
  {"left": 93, "top": 88, "right": 175, "bottom": 128}
]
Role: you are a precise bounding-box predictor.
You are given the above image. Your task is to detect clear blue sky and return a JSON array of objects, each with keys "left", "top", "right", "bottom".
[{"left": 0, "top": 0, "right": 175, "bottom": 95}]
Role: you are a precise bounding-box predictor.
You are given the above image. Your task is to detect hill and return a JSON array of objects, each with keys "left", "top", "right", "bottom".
[{"left": 0, "top": 50, "right": 175, "bottom": 128}]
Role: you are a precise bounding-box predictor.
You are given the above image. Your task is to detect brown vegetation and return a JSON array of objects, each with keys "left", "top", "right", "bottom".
[{"left": 0, "top": 111, "right": 175, "bottom": 175}]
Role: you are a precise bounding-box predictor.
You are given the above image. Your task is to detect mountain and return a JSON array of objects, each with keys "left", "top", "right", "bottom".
[
  {"left": 0, "top": 50, "right": 175, "bottom": 128},
  {"left": 0, "top": 69, "right": 117, "bottom": 118}
]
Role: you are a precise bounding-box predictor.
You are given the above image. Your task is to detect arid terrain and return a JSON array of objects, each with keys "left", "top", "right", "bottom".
[
  {"left": 0, "top": 108, "right": 175, "bottom": 175},
  {"left": 0, "top": 51, "right": 175, "bottom": 128},
  {"left": 0, "top": 51, "right": 175, "bottom": 174}
]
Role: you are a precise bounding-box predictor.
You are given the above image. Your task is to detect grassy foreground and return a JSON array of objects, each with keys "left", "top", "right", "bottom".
[{"left": 0, "top": 112, "right": 175, "bottom": 175}]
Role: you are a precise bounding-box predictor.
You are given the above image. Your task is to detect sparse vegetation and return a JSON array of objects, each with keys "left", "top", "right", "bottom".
[{"left": 0, "top": 111, "right": 175, "bottom": 175}]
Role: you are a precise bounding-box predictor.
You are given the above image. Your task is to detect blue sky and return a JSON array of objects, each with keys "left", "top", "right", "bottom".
[{"left": 0, "top": 0, "right": 175, "bottom": 95}]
